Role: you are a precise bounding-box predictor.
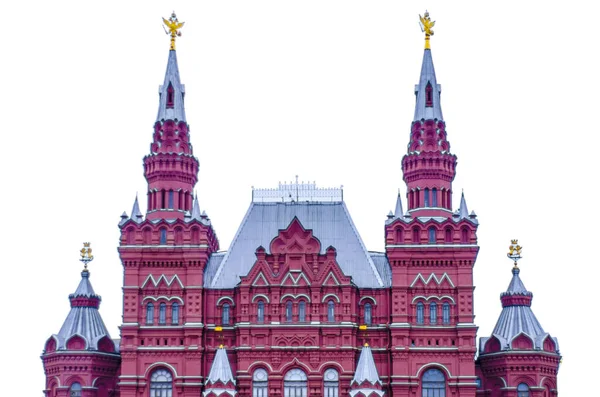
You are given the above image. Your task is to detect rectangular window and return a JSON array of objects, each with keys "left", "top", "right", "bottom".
[{"left": 168, "top": 191, "right": 174, "bottom": 209}]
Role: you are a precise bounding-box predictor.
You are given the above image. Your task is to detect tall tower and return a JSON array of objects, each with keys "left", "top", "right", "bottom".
[
  {"left": 117, "top": 13, "right": 219, "bottom": 397},
  {"left": 384, "top": 12, "right": 479, "bottom": 397},
  {"left": 477, "top": 241, "right": 560, "bottom": 396}
]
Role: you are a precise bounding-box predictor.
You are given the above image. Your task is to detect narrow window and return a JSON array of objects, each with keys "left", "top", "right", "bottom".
[
  {"left": 442, "top": 303, "right": 450, "bottom": 324},
  {"left": 461, "top": 228, "right": 469, "bottom": 243},
  {"left": 428, "top": 227, "right": 436, "bottom": 243},
  {"left": 70, "top": 382, "right": 82, "bottom": 397},
  {"left": 424, "top": 188, "right": 430, "bottom": 207},
  {"left": 517, "top": 383, "right": 530, "bottom": 397},
  {"left": 172, "top": 303, "right": 179, "bottom": 325},
  {"left": 150, "top": 369, "right": 173, "bottom": 397},
  {"left": 160, "top": 228, "right": 167, "bottom": 245},
  {"left": 166, "top": 83, "right": 175, "bottom": 109},
  {"left": 425, "top": 82, "right": 433, "bottom": 107},
  {"left": 222, "top": 303, "right": 230, "bottom": 325},
  {"left": 327, "top": 300, "right": 335, "bottom": 322},
  {"left": 430, "top": 302, "right": 437, "bottom": 324},
  {"left": 364, "top": 303, "right": 372, "bottom": 326},
  {"left": 257, "top": 301, "right": 265, "bottom": 323},
  {"left": 146, "top": 303, "right": 154, "bottom": 325},
  {"left": 416, "top": 302, "right": 424, "bottom": 324},
  {"left": 324, "top": 368, "right": 339, "bottom": 397},
  {"left": 445, "top": 228, "right": 452, "bottom": 243},
  {"left": 284, "top": 369, "right": 307, "bottom": 397},
  {"left": 286, "top": 301, "right": 293, "bottom": 322},
  {"left": 159, "top": 302, "right": 166, "bottom": 324},
  {"left": 168, "top": 190, "right": 174, "bottom": 209},
  {"left": 422, "top": 368, "right": 445, "bottom": 397},
  {"left": 413, "top": 227, "right": 420, "bottom": 243},
  {"left": 253, "top": 369, "right": 268, "bottom": 397},
  {"left": 299, "top": 301, "right": 306, "bottom": 322},
  {"left": 432, "top": 188, "right": 438, "bottom": 207},
  {"left": 395, "top": 228, "right": 403, "bottom": 243}
]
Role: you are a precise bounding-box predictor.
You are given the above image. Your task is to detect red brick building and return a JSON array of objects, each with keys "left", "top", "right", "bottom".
[{"left": 41, "top": 14, "right": 560, "bottom": 397}]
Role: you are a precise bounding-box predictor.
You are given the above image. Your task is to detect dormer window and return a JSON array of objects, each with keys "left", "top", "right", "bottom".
[
  {"left": 166, "top": 83, "right": 175, "bottom": 109},
  {"left": 426, "top": 82, "right": 433, "bottom": 107}
]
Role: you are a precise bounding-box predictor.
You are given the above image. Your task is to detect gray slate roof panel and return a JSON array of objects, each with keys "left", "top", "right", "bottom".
[
  {"left": 206, "top": 202, "right": 385, "bottom": 288},
  {"left": 414, "top": 49, "right": 443, "bottom": 122},
  {"left": 156, "top": 50, "right": 186, "bottom": 123}
]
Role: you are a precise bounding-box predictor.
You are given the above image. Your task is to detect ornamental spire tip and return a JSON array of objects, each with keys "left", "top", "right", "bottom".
[
  {"left": 419, "top": 11, "right": 435, "bottom": 49},
  {"left": 163, "top": 12, "right": 184, "bottom": 51},
  {"left": 507, "top": 239, "right": 522, "bottom": 268},
  {"left": 79, "top": 242, "right": 94, "bottom": 271}
]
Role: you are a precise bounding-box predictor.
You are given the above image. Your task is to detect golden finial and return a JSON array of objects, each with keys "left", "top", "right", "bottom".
[
  {"left": 364, "top": 342, "right": 369, "bottom": 347},
  {"left": 507, "top": 239, "right": 523, "bottom": 267},
  {"left": 162, "top": 12, "right": 185, "bottom": 51},
  {"left": 79, "top": 242, "right": 94, "bottom": 271},
  {"left": 419, "top": 11, "right": 435, "bottom": 50},
  {"left": 219, "top": 344, "right": 224, "bottom": 349}
]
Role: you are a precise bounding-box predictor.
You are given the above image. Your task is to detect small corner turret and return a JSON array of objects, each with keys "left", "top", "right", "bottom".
[
  {"left": 41, "top": 243, "right": 120, "bottom": 397},
  {"left": 477, "top": 240, "right": 560, "bottom": 396}
]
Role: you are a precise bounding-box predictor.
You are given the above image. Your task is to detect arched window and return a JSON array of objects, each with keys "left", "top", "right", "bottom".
[
  {"left": 430, "top": 302, "right": 437, "bottom": 324},
  {"left": 172, "top": 303, "right": 179, "bottom": 325},
  {"left": 150, "top": 368, "right": 173, "bottom": 397},
  {"left": 253, "top": 368, "right": 268, "bottom": 397},
  {"left": 428, "top": 227, "right": 436, "bottom": 243},
  {"left": 324, "top": 368, "right": 339, "bottom": 397},
  {"left": 364, "top": 303, "right": 372, "bottom": 326},
  {"left": 461, "top": 228, "right": 469, "bottom": 243},
  {"left": 222, "top": 303, "right": 230, "bottom": 325},
  {"left": 160, "top": 228, "right": 167, "bottom": 245},
  {"left": 413, "top": 227, "right": 420, "bottom": 243},
  {"left": 299, "top": 301, "right": 306, "bottom": 322},
  {"left": 257, "top": 301, "right": 265, "bottom": 323},
  {"left": 422, "top": 368, "right": 445, "bottom": 397},
  {"left": 159, "top": 302, "right": 167, "bottom": 324},
  {"left": 166, "top": 83, "right": 175, "bottom": 109},
  {"left": 286, "top": 301, "right": 293, "bottom": 322},
  {"left": 416, "top": 302, "right": 424, "bottom": 324},
  {"left": 284, "top": 369, "right": 307, "bottom": 397},
  {"left": 327, "top": 300, "right": 335, "bottom": 322},
  {"left": 442, "top": 303, "right": 450, "bottom": 324},
  {"left": 517, "top": 383, "right": 530, "bottom": 397},
  {"left": 445, "top": 228, "right": 452, "bottom": 243},
  {"left": 432, "top": 188, "right": 438, "bottom": 207},
  {"left": 146, "top": 303, "right": 154, "bottom": 325},
  {"left": 424, "top": 188, "right": 430, "bottom": 207},
  {"left": 69, "top": 382, "right": 82, "bottom": 397},
  {"left": 425, "top": 82, "right": 433, "bottom": 107}
]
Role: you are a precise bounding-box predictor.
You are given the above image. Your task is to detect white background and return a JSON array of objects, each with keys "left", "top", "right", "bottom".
[{"left": 0, "top": 1, "right": 594, "bottom": 395}]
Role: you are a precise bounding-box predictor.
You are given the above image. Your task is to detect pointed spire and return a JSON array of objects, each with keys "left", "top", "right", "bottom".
[
  {"left": 131, "top": 194, "right": 143, "bottom": 223},
  {"left": 156, "top": 49, "right": 186, "bottom": 123},
  {"left": 458, "top": 191, "right": 469, "bottom": 218},
  {"left": 352, "top": 344, "right": 382, "bottom": 386},
  {"left": 413, "top": 48, "right": 443, "bottom": 122},
  {"left": 203, "top": 346, "right": 237, "bottom": 396},
  {"left": 191, "top": 192, "right": 201, "bottom": 220},
  {"left": 394, "top": 190, "right": 404, "bottom": 217},
  {"left": 350, "top": 344, "right": 384, "bottom": 397}
]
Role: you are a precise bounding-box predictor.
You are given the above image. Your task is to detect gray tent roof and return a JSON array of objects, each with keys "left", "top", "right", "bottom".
[
  {"left": 480, "top": 267, "right": 559, "bottom": 354},
  {"left": 207, "top": 347, "right": 236, "bottom": 385},
  {"left": 205, "top": 201, "right": 388, "bottom": 288},
  {"left": 52, "top": 271, "right": 116, "bottom": 352},
  {"left": 351, "top": 344, "right": 382, "bottom": 386}
]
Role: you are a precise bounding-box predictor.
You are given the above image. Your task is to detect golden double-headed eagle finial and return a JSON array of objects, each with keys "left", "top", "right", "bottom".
[
  {"left": 507, "top": 239, "right": 522, "bottom": 267},
  {"left": 80, "top": 242, "right": 94, "bottom": 271},
  {"left": 419, "top": 11, "right": 435, "bottom": 50},
  {"left": 163, "top": 12, "right": 185, "bottom": 51}
]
